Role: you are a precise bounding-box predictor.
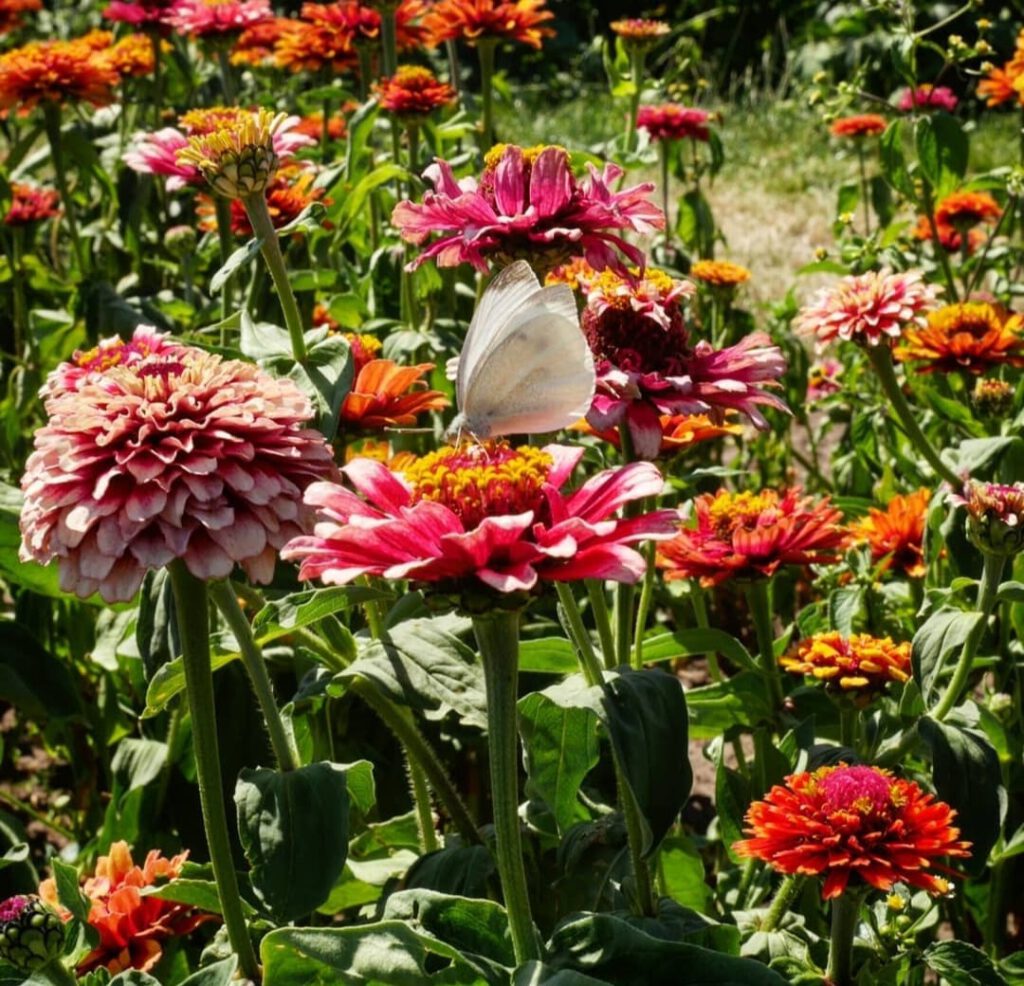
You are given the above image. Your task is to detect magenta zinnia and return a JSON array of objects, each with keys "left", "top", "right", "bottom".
[
  {"left": 20, "top": 333, "right": 336, "bottom": 602},
  {"left": 166, "top": 0, "right": 272, "bottom": 37},
  {"left": 392, "top": 143, "right": 664, "bottom": 275},
  {"left": 282, "top": 441, "right": 677, "bottom": 593}
]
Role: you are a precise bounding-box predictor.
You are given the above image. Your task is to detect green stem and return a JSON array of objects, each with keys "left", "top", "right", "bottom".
[
  {"left": 745, "top": 580, "right": 783, "bottom": 713},
  {"left": 690, "top": 585, "right": 722, "bottom": 682},
  {"left": 626, "top": 49, "right": 645, "bottom": 153},
  {"left": 357, "top": 46, "right": 372, "bottom": 102},
  {"left": 659, "top": 140, "right": 672, "bottom": 253},
  {"left": 632, "top": 540, "right": 656, "bottom": 669},
  {"left": 214, "top": 197, "right": 234, "bottom": 336},
  {"left": 762, "top": 873, "right": 803, "bottom": 932},
  {"left": 825, "top": 892, "right": 862, "bottom": 986},
  {"left": 42, "top": 105, "right": 86, "bottom": 272},
  {"left": 856, "top": 142, "right": 871, "bottom": 237},
  {"left": 408, "top": 752, "right": 440, "bottom": 853},
  {"left": 215, "top": 46, "right": 236, "bottom": 102},
  {"left": 616, "top": 757, "right": 658, "bottom": 917},
  {"left": 406, "top": 123, "right": 420, "bottom": 176},
  {"left": 243, "top": 193, "right": 308, "bottom": 364},
  {"left": 838, "top": 704, "right": 857, "bottom": 751},
  {"left": 31, "top": 961, "right": 78, "bottom": 986},
  {"left": 166, "top": 560, "right": 260, "bottom": 982},
  {"left": 10, "top": 228, "right": 28, "bottom": 360},
  {"left": 585, "top": 580, "right": 618, "bottom": 671},
  {"left": 472, "top": 612, "right": 540, "bottom": 964},
  {"left": 866, "top": 345, "right": 961, "bottom": 489},
  {"left": 209, "top": 580, "right": 300, "bottom": 772},
  {"left": 379, "top": 7, "right": 398, "bottom": 77},
  {"left": 930, "top": 552, "right": 1005, "bottom": 721},
  {"left": 555, "top": 582, "right": 605, "bottom": 686},
  {"left": 920, "top": 179, "right": 959, "bottom": 302},
  {"left": 150, "top": 30, "right": 163, "bottom": 129},
  {"left": 477, "top": 40, "right": 497, "bottom": 152}
]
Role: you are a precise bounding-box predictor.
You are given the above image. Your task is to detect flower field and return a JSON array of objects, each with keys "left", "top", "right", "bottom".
[{"left": 2, "top": 1, "right": 1024, "bottom": 984}]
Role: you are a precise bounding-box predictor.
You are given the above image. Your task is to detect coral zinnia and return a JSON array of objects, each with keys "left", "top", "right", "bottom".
[
  {"left": 829, "top": 114, "right": 887, "bottom": 138},
  {"left": 340, "top": 360, "right": 449, "bottom": 429},
  {"left": 657, "top": 487, "right": 844, "bottom": 587},
  {"left": 103, "top": 0, "right": 175, "bottom": 25},
  {"left": 636, "top": 104, "right": 713, "bottom": 143},
  {"left": 581, "top": 412, "right": 741, "bottom": 458},
  {"left": 912, "top": 214, "right": 983, "bottom": 254},
  {"left": 0, "top": 0, "right": 41, "bottom": 34},
  {"left": 795, "top": 269, "right": 940, "bottom": 348},
  {"left": 39, "top": 842, "right": 214, "bottom": 974},
  {"left": 734, "top": 764, "right": 970, "bottom": 899},
  {"left": 231, "top": 17, "right": 298, "bottom": 66},
  {"left": 4, "top": 182, "right": 59, "bottom": 226},
  {"left": 934, "top": 190, "right": 1001, "bottom": 229},
  {"left": 610, "top": 18, "right": 670, "bottom": 51},
  {"left": 393, "top": 143, "right": 664, "bottom": 275},
  {"left": 0, "top": 39, "right": 119, "bottom": 112},
  {"left": 897, "top": 84, "right": 958, "bottom": 113},
  {"left": 282, "top": 442, "right": 677, "bottom": 592},
  {"left": 846, "top": 488, "right": 929, "bottom": 578},
  {"left": 20, "top": 330, "right": 336, "bottom": 602},
  {"left": 690, "top": 259, "right": 750, "bottom": 288},
  {"left": 894, "top": 302, "right": 1024, "bottom": 375},
  {"left": 166, "top": 0, "right": 272, "bottom": 37},
  {"left": 977, "top": 30, "right": 1024, "bottom": 108},
  {"left": 374, "top": 65, "right": 456, "bottom": 118},
  {"left": 781, "top": 632, "right": 911, "bottom": 694},
  {"left": 424, "top": 0, "right": 554, "bottom": 48}
]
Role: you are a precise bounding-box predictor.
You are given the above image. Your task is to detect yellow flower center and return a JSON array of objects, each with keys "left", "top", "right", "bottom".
[
  {"left": 74, "top": 338, "right": 158, "bottom": 373},
  {"left": 403, "top": 442, "right": 552, "bottom": 529},
  {"left": 588, "top": 267, "right": 677, "bottom": 309},
  {"left": 928, "top": 302, "right": 1004, "bottom": 338},
  {"left": 484, "top": 142, "right": 567, "bottom": 171},
  {"left": 707, "top": 490, "right": 779, "bottom": 538},
  {"left": 179, "top": 105, "right": 247, "bottom": 135},
  {"left": 391, "top": 65, "right": 436, "bottom": 88}
]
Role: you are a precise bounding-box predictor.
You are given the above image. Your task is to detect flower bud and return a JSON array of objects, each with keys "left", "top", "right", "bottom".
[
  {"left": 166, "top": 224, "right": 198, "bottom": 259},
  {"left": 955, "top": 480, "right": 1024, "bottom": 556},
  {"left": 972, "top": 378, "right": 1013, "bottom": 418},
  {"left": 0, "top": 896, "right": 66, "bottom": 972}
]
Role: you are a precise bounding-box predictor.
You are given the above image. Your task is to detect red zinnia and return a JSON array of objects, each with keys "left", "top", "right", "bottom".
[
  {"left": 636, "top": 104, "right": 713, "bottom": 143},
  {"left": 846, "top": 488, "right": 929, "bottom": 578},
  {"left": 424, "top": 0, "right": 554, "bottom": 49},
  {"left": 374, "top": 65, "right": 456, "bottom": 117},
  {"left": 830, "top": 114, "right": 887, "bottom": 138},
  {"left": 0, "top": 39, "right": 119, "bottom": 113},
  {"left": 4, "top": 182, "right": 59, "bottom": 226},
  {"left": 734, "top": 764, "right": 971, "bottom": 899},
  {"left": 0, "top": 0, "right": 41, "bottom": 34},
  {"left": 934, "top": 190, "right": 1001, "bottom": 229}
]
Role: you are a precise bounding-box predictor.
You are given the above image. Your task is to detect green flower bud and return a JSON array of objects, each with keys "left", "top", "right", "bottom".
[
  {"left": 0, "top": 896, "right": 66, "bottom": 972},
  {"left": 956, "top": 480, "right": 1024, "bottom": 556}
]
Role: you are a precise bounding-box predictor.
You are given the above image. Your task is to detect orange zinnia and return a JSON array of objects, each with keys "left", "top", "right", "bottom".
[
  {"left": 934, "top": 190, "right": 1001, "bottom": 229},
  {"left": 0, "top": 0, "right": 42, "bottom": 35},
  {"left": 581, "top": 413, "right": 741, "bottom": 458},
  {"left": 424, "top": 0, "right": 554, "bottom": 48},
  {"left": 780, "top": 632, "right": 911, "bottom": 694},
  {"left": 912, "top": 213, "right": 984, "bottom": 254},
  {"left": 734, "top": 764, "right": 970, "bottom": 899},
  {"left": 101, "top": 33, "right": 157, "bottom": 78},
  {"left": 690, "top": 259, "right": 751, "bottom": 288},
  {"left": 231, "top": 17, "right": 299, "bottom": 66},
  {"left": 0, "top": 39, "right": 119, "bottom": 112},
  {"left": 39, "top": 842, "right": 215, "bottom": 974},
  {"left": 609, "top": 17, "right": 670, "bottom": 50},
  {"left": 846, "top": 488, "right": 929, "bottom": 578},
  {"left": 894, "top": 302, "right": 1024, "bottom": 375},
  {"left": 977, "top": 29, "right": 1024, "bottom": 107},
  {"left": 829, "top": 113, "right": 887, "bottom": 138},
  {"left": 340, "top": 360, "right": 449, "bottom": 429},
  {"left": 374, "top": 65, "right": 456, "bottom": 117}
]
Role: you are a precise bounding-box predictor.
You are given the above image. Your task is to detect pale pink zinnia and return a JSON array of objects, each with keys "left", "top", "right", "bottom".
[
  {"left": 282, "top": 442, "right": 678, "bottom": 592},
  {"left": 166, "top": 0, "right": 272, "bottom": 37},
  {"left": 795, "top": 269, "right": 941, "bottom": 348},
  {"left": 897, "top": 85, "right": 958, "bottom": 113},
  {"left": 392, "top": 143, "right": 664, "bottom": 275},
  {"left": 20, "top": 338, "right": 336, "bottom": 603}
]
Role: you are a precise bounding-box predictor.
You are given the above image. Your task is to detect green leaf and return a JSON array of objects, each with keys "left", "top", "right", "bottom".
[
  {"left": 686, "top": 672, "right": 774, "bottom": 740},
  {"left": 714, "top": 750, "right": 750, "bottom": 865},
  {"left": 0, "top": 484, "right": 64, "bottom": 597},
  {"left": 211, "top": 237, "right": 263, "bottom": 294},
  {"left": 880, "top": 119, "right": 913, "bottom": 197},
  {"left": 336, "top": 164, "right": 408, "bottom": 237},
  {"left": 915, "top": 113, "right": 968, "bottom": 194},
  {"left": 143, "top": 650, "right": 239, "bottom": 717},
  {"left": 675, "top": 189, "right": 715, "bottom": 257},
  {"left": 285, "top": 332, "right": 354, "bottom": 440},
  {"left": 252, "top": 586, "right": 392, "bottom": 645},
  {"left": 235, "top": 761, "right": 350, "bottom": 921},
  {"left": 144, "top": 877, "right": 255, "bottom": 917},
  {"left": 997, "top": 581, "right": 1024, "bottom": 603},
  {"left": 639, "top": 629, "right": 757, "bottom": 674},
  {"left": 404, "top": 845, "right": 495, "bottom": 900},
  {"left": 829, "top": 585, "right": 867, "bottom": 636},
  {"left": 107, "top": 974, "right": 163, "bottom": 986},
  {"left": 601, "top": 668, "right": 691, "bottom": 856},
  {"left": 923, "top": 940, "right": 1008, "bottom": 985},
  {"left": 519, "top": 678, "right": 601, "bottom": 835},
  {"left": 179, "top": 958, "right": 238, "bottom": 986},
  {"left": 658, "top": 836, "right": 710, "bottom": 914},
  {"left": 518, "top": 638, "right": 578, "bottom": 674},
  {"left": 51, "top": 858, "right": 91, "bottom": 925},
  {"left": 0, "top": 621, "right": 82, "bottom": 721},
  {"left": 911, "top": 609, "right": 983, "bottom": 706},
  {"left": 111, "top": 738, "right": 168, "bottom": 792},
  {"left": 0, "top": 844, "right": 28, "bottom": 871},
  {"left": 918, "top": 718, "right": 1002, "bottom": 875},
  {"left": 513, "top": 964, "right": 609, "bottom": 986}
]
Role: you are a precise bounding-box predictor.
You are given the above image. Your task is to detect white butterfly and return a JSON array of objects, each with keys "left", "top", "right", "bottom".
[{"left": 446, "top": 260, "right": 596, "bottom": 440}]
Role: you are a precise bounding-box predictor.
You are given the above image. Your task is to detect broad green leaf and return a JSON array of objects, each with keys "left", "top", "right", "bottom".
[
  {"left": 211, "top": 237, "right": 262, "bottom": 294},
  {"left": 404, "top": 845, "right": 495, "bottom": 900},
  {"left": 107, "top": 974, "right": 163, "bottom": 986},
  {"left": 179, "top": 958, "right": 238, "bottom": 986},
  {"left": 686, "top": 672, "right": 774, "bottom": 739},
  {"left": 143, "top": 650, "right": 239, "bottom": 717},
  {"left": 51, "top": 859, "right": 91, "bottom": 925},
  {"left": 658, "top": 836, "right": 711, "bottom": 914},
  {"left": 518, "top": 638, "right": 578, "bottom": 674},
  {"left": 714, "top": 750, "right": 750, "bottom": 865},
  {"left": 880, "top": 120, "right": 913, "bottom": 197},
  {"left": 144, "top": 877, "right": 255, "bottom": 917},
  {"left": 639, "top": 629, "right": 757, "bottom": 674},
  {"left": 513, "top": 964, "right": 609, "bottom": 986},
  {"left": 252, "top": 586, "right": 391, "bottom": 645},
  {"left": 915, "top": 113, "right": 968, "bottom": 194},
  {"left": 911, "top": 609, "right": 983, "bottom": 706},
  {"left": 923, "top": 940, "right": 1008, "bottom": 985},
  {"left": 111, "top": 738, "right": 168, "bottom": 792},
  {"left": 0, "top": 621, "right": 82, "bottom": 721},
  {"left": 0, "top": 845, "right": 28, "bottom": 871}
]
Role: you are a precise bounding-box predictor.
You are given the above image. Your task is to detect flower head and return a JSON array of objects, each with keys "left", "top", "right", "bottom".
[
  {"left": 830, "top": 114, "right": 887, "bottom": 138},
  {"left": 953, "top": 480, "right": 1024, "bottom": 556},
  {"left": 610, "top": 18, "right": 669, "bottom": 52},
  {"left": 344, "top": 332, "right": 382, "bottom": 370},
  {"left": 894, "top": 302, "right": 1024, "bottom": 375},
  {"left": 199, "top": 165, "right": 328, "bottom": 234},
  {"left": 0, "top": 0, "right": 41, "bottom": 34},
  {"left": 103, "top": 0, "right": 175, "bottom": 25},
  {"left": 20, "top": 330, "right": 336, "bottom": 602},
  {"left": 4, "top": 182, "right": 59, "bottom": 226},
  {"left": 795, "top": 269, "right": 940, "bottom": 348},
  {"left": 846, "top": 488, "right": 929, "bottom": 578},
  {"left": 781, "top": 632, "right": 911, "bottom": 696},
  {"left": 581, "top": 412, "right": 741, "bottom": 459},
  {"left": 657, "top": 486, "right": 844, "bottom": 587},
  {"left": 636, "top": 104, "right": 713, "bottom": 143},
  {"left": 0, "top": 896, "right": 65, "bottom": 972},
  {"left": 293, "top": 109, "right": 350, "bottom": 142},
  {"left": 806, "top": 358, "right": 842, "bottom": 401},
  {"left": 690, "top": 259, "right": 750, "bottom": 288},
  {"left": 734, "top": 764, "right": 970, "bottom": 899},
  {"left": 166, "top": 0, "right": 272, "bottom": 38},
  {"left": 340, "top": 360, "right": 449, "bottom": 429},
  {"left": 231, "top": 16, "right": 298, "bottom": 65},
  {"left": 912, "top": 213, "right": 984, "bottom": 254},
  {"left": 39, "top": 842, "right": 214, "bottom": 974},
  {"left": 282, "top": 441, "right": 677, "bottom": 596},
  {"left": 424, "top": 0, "right": 554, "bottom": 48},
  {"left": 973, "top": 377, "right": 1014, "bottom": 417},
  {"left": 393, "top": 143, "right": 664, "bottom": 275},
  {"left": 935, "top": 190, "right": 1001, "bottom": 229},
  {"left": 898, "top": 84, "right": 958, "bottom": 113},
  {"left": 0, "top": 39, "right": 119, "bottom": 113},
  {"left": 101, "top": 33, "right": 157, "bottom": 78},
  {"left": 374, "top": 65, "right": 456, "bottom": 118},
  {"left": 977, "top": 31, "right": 1024, "bottom": 108}
]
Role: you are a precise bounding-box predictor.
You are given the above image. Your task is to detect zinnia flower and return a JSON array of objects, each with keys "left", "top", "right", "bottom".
[
  {"left": 166, "top": 0, "right": 272, "bottom": 37},
  {"left": 4, "top": 182, "right": 59, "bottom": 226},
  {"left": 781, "top": 632, "right": 911, "bottom": 694},
  {"left": 830, "top": 114, "right": 887, "bottom": 138},
  {"left": 20, "top": 330, "right": 336, "bottom": 602},
  {"left": 0, "top": 39, "right": 119, "bottom": 112},
  {"left": 101, "top": 33, "right": 157, "bottom": 78},
  {"left": 734, "top": 764, "right": 970, "bottom": 899},
  {"left": 690, "top": 259, "right": 750, "bottom": 288},
  {"left": 953, "top": 480, "right": 1024, "bottom": 556},
  {"left": 340, "top": 360, "right": 449, "bottom": 429},
  {"left": 795, "top": 269, "right": 940, "bottom": 348},
  {"left": 912, "top": 214, "right": 984, "bottom": 254},
  {"left": 0, "top": 0, "right": 41, "bottom": 34},
  {"left": 344, "top": 332, "right": 383, "bottom": 368},
  {"left": 374, "top": 65, "right": 456, "bottom": 118},
  {"left": 282, "top": 441, "right": 677, "bottom": 593},
  {"left": 846, "top": 488, "right": 929, "bottom": 578},
  {"left": 198, "top": 165, "right": 329, "bottom": 234},
  {"left": 934, "top": 190, "right": 1001, "bottom": 229},
  {"left": 806, "top": 358, "right": 842, "bottom": 401},
  {"left": 609, "top": 18, "right": 670, "bottom": 52},
  {"left": 39, "top": 842, "right": 214, "bottom": 974},
  {"left": 103, "top": 0, "right": 175, "bottom": 25},
  {"left": 977, "top": 31, "right": 1024, "bottom": 108},
  {"left": 0, "top": 896, "right": 64, "bottom": 971},
  {"left": 294, "top": 109, "right": 350, "bottom": 142},
  {"left": 897, "top": 84, "right": 958, "bottom": 113},
  {"left": 393, "top": 143, "right": 664, "bottom": 275},
  {"left": 424, "top": 0, "right": 554, "bottom": 48},
  {"left": 231, "top": 17, "right": 298, "bottom": 66},
  {"left": 580, "top": 412, "right": 741, "bottom": 458},
  {"left": 894, "top": 301, "right": 1024, "bottom": 375},
  {"left": 657, "top": 487, "right": 844, "bottom": 587},
  {"left": 973, "top": 377, "right": 1014, "bottom": 417},
  {"left": 636, "top": 104, "right": 713, "bottom": 142}
]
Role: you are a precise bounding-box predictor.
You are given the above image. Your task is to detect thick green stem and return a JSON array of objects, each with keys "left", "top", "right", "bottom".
[
  {"left": 838, "top": 704, "right": 857, "bottom": 751},
  {"left": 477, "top": 40, "right": 497, "bottom": 152},
  {"left": 632, "top": 540, "right": 656, "bottom": 669},
  {"left": 214, "top": 197, "right": 234, "bottom": 335},
  {"left": 379, "top": 7, "right": 398, "bottom": 77},
  {"left": 209, "top": 580, "right": 299, "bottom": 772},
  {"left": 690, "top": 585, "right": 722, "bottom": 682},
  {"left": 745, "top": 580, "right": 783, "bottom": 713},
  {"left": 472, "top": 612, "right": 540, "bottom": 964},
  {"left": 215, "top": 46, "right": 236, "bottom": 102},
  {"left": 31, "top": 961, "right": 78, "bottom": 986},
  {"left": 356, "top": 46, "right": 372, "bottom": 102},
  {"left": 586, "top": 579, "right": 618, "bottom": 671},
  {"left": 930, "top": 553, "right": 1005, "bottom": 721},
  {"left": 42, "top": 105, "right": 86, "bottom": 272},
  {"left": 867, "top": 345, "right": 961, "bottom": 489},
  {"left": 825, "top": 893, "right": 862, "bottom": 986},
  {"left": 762, "top": 873, "right": 803, "bottom": 932},
  {"left": 167, "top": 561, "right": 260, "bottom": 982},
  {"left": 243, "top": 193, "right": 308, "bottom": 364},
  {"left": 626, "top": 49, "right": 645, "bottom": 153}
]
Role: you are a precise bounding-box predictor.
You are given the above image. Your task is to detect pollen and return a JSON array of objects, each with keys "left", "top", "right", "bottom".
[{"left": 706, "top": 489, "right": 779, "bottom": 537}]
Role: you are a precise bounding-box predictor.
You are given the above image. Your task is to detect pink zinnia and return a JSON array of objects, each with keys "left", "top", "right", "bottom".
[
  {"left": 637, "top": 104, "right": 713, "bottom": 142},
  {"left": 795, "top": 269, "right": 941, "bottom": 348},
  {"left": 20, "top": 336, "right": 336, "bottom": 603},
  {"left": 392, "top": 143, "right": 664, "bottom": 275},
  {"left": 282, "top": 442, "right": 677, "bottom": 593},
  {"left": 898, "top": 84, "right": 958, "bottom": 113},
  {"left": 166, "top": 0, "right": 272, "bottom": 37},
  {"left": 103, "top": 0, "right": 175, "bottom": 25}
]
